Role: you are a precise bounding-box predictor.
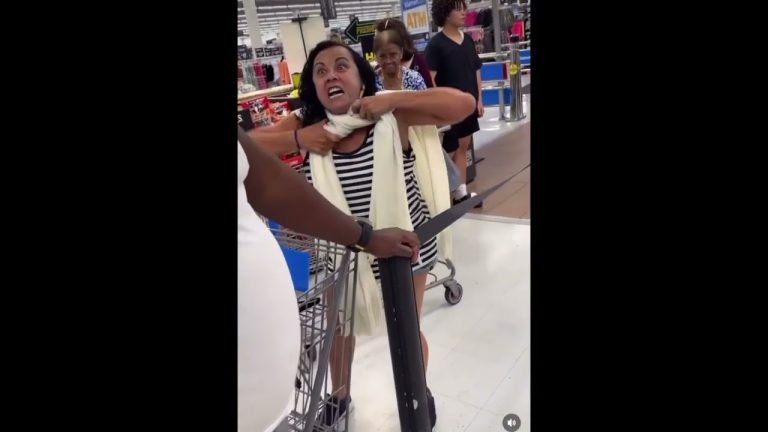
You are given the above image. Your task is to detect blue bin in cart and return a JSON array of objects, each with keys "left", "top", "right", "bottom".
[
  {"left": 267, "top": 219, "right": 281, "bottom": 231},
  {"left": 267, "top": 219, "right": 311, "bottom": 292},
  {"left": 280, "top": 246, "right": 311, "bottom": 293}
]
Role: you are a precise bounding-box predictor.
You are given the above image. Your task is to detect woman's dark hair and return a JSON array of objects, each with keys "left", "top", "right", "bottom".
[
  {"left": 298, "top": 40, "right": 378, "bottom": 126},
  {"left": 431, "top": 0, "right": 467, "bottom": 28},
  {"left": 374, "top": 18, "right": 415, "bottom": 61}
]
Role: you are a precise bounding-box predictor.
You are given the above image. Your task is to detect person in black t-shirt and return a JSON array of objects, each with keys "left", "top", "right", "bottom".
[{"left": 426, "top": 0, "right": 483, "bottom": 206}]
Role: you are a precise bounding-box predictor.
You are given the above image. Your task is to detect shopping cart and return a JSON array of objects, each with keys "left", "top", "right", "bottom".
[
  {"left": 427, "top": 125, "right": 464, "bottom": 306},
  {"left": 425, "top": 259, "right": 463, "bottom": 305},
  {"left": 270, "top": 225, "right": 358, "bottom": 432}
]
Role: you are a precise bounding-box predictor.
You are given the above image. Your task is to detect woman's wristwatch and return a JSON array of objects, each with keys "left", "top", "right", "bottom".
[{"left": 347, "top": 218, "right": 373, "bottom": 252}]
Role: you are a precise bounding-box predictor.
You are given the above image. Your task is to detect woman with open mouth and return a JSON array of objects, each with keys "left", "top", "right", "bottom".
[{"left": 255, "top": 40, "right": 474, "bottom": 430}]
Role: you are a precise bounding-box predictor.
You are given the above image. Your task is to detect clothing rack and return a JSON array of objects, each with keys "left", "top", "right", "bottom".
[
  {"left": 468, "top": 0, "right": 515, "bottom": 11},
  {"left": 464, "top": 0, "right": 527, "bottom": 53},
  {"left": 254, "top": 54, "right": 284, "bottom": 62},
  {"left": 237, "top": 84, "right": 295, "bottom": 104},
  {"left": 467, "top": 0, "right": 493, "bottom": 11},
  {"left": 238, "top": 58, "right": 282, "bottom": 90}
]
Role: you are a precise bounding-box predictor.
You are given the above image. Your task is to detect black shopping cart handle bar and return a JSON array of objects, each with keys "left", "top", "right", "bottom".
[{"left": 378, "top": 168, "right": 527, "bottom": 431}]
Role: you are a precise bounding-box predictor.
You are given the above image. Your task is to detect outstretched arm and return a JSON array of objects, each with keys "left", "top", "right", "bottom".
[
  {"left": 238, "top": 127, "right": 420, "bottom": 258},
  {"left": 352, "top": 87, "right": 475, "bottom": 127}
]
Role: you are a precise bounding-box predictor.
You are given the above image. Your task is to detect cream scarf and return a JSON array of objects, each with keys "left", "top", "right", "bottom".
[{"left": 308, "top": 90, "right": 452, "bottom": 336}]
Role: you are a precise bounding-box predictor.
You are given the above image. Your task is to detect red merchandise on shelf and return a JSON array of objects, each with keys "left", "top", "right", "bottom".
[
  {"left": 279, "top": 60, "right": 291, "bottom": 85},
  {"left": 253, "top": 63, "right": 267, "bottom": 89},
  {"left": 279, "top": 151, "right": 305, "bottom": 170},
  {"left": 511, "top": 20, "right": 525, "bottom": 42},
  {"left": 465, "top": 10, "right": 479, "bottom": 27}
]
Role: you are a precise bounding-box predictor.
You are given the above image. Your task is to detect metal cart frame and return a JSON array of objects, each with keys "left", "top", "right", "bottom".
[{"left": 271, "top": 227, "right": 358, "bottom": 432}]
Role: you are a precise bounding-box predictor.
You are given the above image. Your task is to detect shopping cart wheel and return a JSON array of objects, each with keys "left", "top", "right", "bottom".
[{"left": 443, "top": 281, "right": 463, "bottom": 305}]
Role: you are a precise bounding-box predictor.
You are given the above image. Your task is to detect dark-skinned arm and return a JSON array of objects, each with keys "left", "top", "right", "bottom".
[{"left": 238, "top": 127, "right": 420, "bottom": 259}]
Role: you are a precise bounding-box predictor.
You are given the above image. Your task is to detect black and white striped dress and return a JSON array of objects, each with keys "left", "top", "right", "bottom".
[{"left": 302, "top": 128, "right": 438, "bottom": 279}]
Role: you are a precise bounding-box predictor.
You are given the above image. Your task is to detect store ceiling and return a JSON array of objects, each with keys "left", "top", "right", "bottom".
[{"left": 237, "top": 0, "right": 430, "bottom": 38}]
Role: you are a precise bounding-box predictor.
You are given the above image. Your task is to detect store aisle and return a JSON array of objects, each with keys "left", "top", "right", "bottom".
[
  {"left": 469, "top": 84, "right": 530, "bottom": 220},
  {"left": 347, "top": 217, "right": 530, "bottom": 432},
  {"left": 470, "top": 122, "right": 530, "bottom": 220}
]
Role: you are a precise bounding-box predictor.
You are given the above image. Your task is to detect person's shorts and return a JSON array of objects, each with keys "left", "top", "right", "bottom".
[{"left": 442, "top": 110, "right": 480, "bottom": 153}]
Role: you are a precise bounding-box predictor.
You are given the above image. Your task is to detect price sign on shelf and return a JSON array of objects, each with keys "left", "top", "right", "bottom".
[{"left": 237, "top": 44, "right": 252, "bottom": 60}]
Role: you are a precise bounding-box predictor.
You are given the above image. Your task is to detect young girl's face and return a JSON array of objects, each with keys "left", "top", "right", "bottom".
[{"left": 447, "top": 2, "right": 467, "bottom": 28}]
